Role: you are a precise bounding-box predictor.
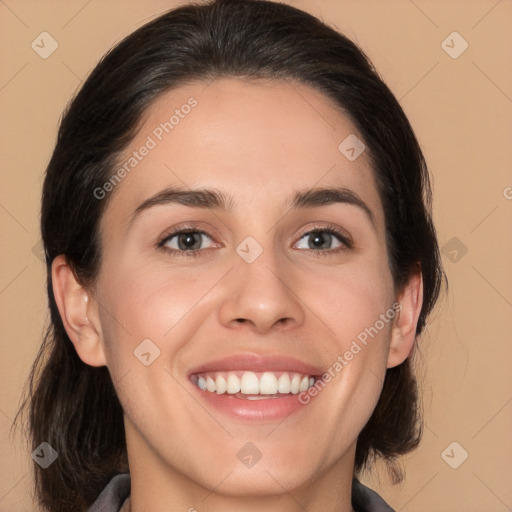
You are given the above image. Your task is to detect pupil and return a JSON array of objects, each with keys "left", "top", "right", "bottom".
[
  {"left": 311, "top": 232, "right": 329, "bottom": 249},
  {"left": 180, "top": 233, "right": 199, "bottom": 250}
]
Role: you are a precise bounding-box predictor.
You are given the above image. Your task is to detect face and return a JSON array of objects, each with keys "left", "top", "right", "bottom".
[{"left": 86, "top": 78, "right": 405, "bottom": 495}]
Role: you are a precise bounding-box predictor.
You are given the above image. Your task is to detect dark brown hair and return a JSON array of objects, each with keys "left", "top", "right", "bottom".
[{"left": 14, "top": 0, "right": 445, "bottom": 510}]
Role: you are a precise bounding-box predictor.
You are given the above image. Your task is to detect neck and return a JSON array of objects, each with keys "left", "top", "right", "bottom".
[
  {"left": 124, "top": 429, "right": 357, "bottom": 512},
  {"left": 126, "top": 475, "right": 356, "bottom": 512}
]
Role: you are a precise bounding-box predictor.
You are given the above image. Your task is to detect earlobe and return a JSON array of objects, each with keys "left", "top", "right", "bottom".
[
  {"left": 51, "top": 255, "right": 107, "bottom": 367},
  {"left": 387, "top": 268, "right": 423, "bottom": 368}
]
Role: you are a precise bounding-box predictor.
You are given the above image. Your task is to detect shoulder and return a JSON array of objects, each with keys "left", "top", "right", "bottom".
[
  {"left": 352, "top": 478, "right": 395, "bottom": 512},
  {"left": 87, "top": 474, "right": 131, "bottom": 512}
]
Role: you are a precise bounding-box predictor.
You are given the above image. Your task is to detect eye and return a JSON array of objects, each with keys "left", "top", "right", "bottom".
[
  {"left": 294, "top": 227, "right": 352, "bottom": 253},
  {"left": 158, "top": 228, "right": 215, "bottom": 257},
  {"left": 157, "top": 224, "right": 352, "bottom": 259}
]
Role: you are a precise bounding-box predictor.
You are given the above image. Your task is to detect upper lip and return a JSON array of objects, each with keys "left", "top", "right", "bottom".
[{"left": 188, "top": 352, "right": 324, "bottom": 377}]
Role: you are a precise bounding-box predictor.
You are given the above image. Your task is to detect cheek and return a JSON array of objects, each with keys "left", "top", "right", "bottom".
[
  {"left": 313, "top": 256, "right": 395, "bottom": 349},
  {"left": 294, "top": 256, "right": 396, "bottom": 431},
  {"left": 95, "top": 257, "right": 229, "bottom": 366}
]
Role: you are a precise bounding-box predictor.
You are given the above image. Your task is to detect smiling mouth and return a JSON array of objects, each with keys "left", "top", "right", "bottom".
[{"left": 190, "top": 370, "right": 317, "bottom": 399}]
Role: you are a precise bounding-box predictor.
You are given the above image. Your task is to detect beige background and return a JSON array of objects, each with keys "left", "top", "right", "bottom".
[{"left": 1, "top": 0, "right": 511, "bottom": 510}]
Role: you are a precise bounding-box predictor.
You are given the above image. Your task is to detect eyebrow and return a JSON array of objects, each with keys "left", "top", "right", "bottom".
[{"left": 129, "top": 185, "right": 375, "bottom": 229}]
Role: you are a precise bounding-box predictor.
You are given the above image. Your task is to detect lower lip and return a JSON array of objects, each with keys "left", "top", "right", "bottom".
[{"left": 191, "top": 385, "right": 310, "bottom": 422}]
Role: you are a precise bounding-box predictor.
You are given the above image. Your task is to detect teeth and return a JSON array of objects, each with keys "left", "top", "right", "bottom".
[
  {"left": 206, "top": 376, "right": 216, "bottom": 392},
  {"left": 215, "top": 375, "right": 227, "bottom": 394},
  {"left": 277, "top": 373, "right": 291, "bottom": 393},
  {"left": 299, "top": 375, "right": 309, "bottom": 392},
  {"left": 259, "top": 372, "right": 278, "bottom": 394},
  {"left": 194, "top": 370, "right": 316, "bottom": 396},
  {"left": 290, "top": 374, "right": 301, "bottom": 394},
  {"left": 240, "top": 371, "right": 259, "bottom": 394},
  {"left": 226, "top": 374, "right": 241, "bottom": 394}
]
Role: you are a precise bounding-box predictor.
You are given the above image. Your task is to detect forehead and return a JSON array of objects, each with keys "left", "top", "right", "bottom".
[{"left": 102, "top": 77, "right": 384, "bottom": 228}]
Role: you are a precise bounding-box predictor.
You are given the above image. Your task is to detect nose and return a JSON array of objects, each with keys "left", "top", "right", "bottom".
[{"left": 218, "top": 248, "right": 305, "bottom": 334}]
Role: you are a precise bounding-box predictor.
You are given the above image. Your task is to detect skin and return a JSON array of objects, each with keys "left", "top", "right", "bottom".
[{"left": 52, "top": 78, "right": 422, "bottom": 512}]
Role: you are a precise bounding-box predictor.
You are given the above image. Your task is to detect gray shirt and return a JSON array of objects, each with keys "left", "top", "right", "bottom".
[{"left": 87, "top": 473, "right": 395, "bottom": 511}]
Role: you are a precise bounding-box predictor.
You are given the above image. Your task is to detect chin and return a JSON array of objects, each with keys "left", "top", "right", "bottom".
[{"left": 206, "top": 463, "right": 312, "bottom": 498}]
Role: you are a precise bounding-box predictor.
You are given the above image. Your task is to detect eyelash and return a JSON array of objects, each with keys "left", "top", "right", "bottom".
[{"left": 157, "top": 224, "right": 353, "bottom": 259}]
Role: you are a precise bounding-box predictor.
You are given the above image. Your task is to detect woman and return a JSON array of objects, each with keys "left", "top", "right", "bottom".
[{"left": 17, "top": 0, "right": 444, "bottom": 510}]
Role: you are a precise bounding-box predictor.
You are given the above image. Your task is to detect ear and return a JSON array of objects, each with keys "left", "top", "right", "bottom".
[
  {"left": 387, "top": 267, "right": 423, "bottom": 368},
  {"left": 51, "top": 255, "right": 107, "bottom": 367}
]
